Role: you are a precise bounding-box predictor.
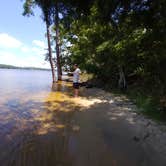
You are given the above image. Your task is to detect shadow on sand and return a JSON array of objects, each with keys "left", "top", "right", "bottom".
[{"left": 0, "top": 81, "right": 164, "bottom": 166}]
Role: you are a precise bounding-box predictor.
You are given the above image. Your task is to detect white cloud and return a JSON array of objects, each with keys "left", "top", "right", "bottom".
[
  {"left": 32, "top": 47, "right": 47, "bottom": 56},
  {"left": 0, "top": 33, "right": 22, "bottom": 48},
  {"left": 0, "top": 50, "right": 50, "bottom": 68},
  {"left": 21, "top": 46, "right": 30, "bottom": 53},
  {"left": 32, "top": 40, "right": 46, "bottom": 48},
  {"left": 0, "top": 51, "right": 15, "bottom": 59},
  {"left": 0, "top": 34, "right": 50, "bottom": 69},
  {"left": 31, "top": 40, "right": 47, "bottom": 56}
]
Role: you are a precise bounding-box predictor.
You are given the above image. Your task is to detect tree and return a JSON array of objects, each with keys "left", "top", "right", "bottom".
[
  {"left": 23, "top": 0, "right": 76, "bottom": 80},
  {"left": 23, "top": 0, "right": 166, "bottom": 98},
  {"left": 23, "top": 0, "right": 56, "bottom": 82},
  {"left": 64, "top": 0, "right": 166, "bottom": 95}
]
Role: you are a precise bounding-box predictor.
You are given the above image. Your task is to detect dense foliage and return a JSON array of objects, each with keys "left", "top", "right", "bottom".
[{"left": 64, "top": 0, "right": 166, "bottom": 93}]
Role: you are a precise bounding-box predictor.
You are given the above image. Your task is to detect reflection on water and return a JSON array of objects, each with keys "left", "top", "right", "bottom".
[
  {"left": 0, "top": 69, "right": 155, "bottom": 166},
  {"left": 0, "top": 69, "right": 79, "bottom": 166},
  {"left": 0, "top": 69, "right": 104, "bottom": 166}
]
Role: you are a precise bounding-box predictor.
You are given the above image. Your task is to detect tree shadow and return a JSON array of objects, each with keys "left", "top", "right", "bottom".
[
  {"left": 0, "top": 81, "right": 83, "bottom": 166},
  {"left": 0, "top": 81, "right": 160, "bottom": 166}
]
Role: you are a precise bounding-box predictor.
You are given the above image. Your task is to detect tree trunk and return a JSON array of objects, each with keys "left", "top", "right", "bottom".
[
  {"left": 118, "top": 65, "right": 127, "bottom": 90},
  {"left": 55, "top": 3, "right": 62, "bottom": 80},
  {"left": 46, "top": 22, "right": 56, "bottom": 83}
]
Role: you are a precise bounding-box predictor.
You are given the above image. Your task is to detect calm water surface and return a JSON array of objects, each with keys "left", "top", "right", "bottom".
[
  {"left": 0, "top": 69, "right": 65, "bottom": 166},
  {"left": 0, "top": 69, "right": 52, "bottom": 95}
]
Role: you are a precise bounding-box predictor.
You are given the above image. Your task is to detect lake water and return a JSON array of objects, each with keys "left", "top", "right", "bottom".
[
  {"left": 0, "top": 69, "right": 52, "bottom": 95},
  {"left": 0, "top": 69, "right": 162, "bottom": 166},
  {"left": 0, "top": 69, "right": 66, "bottom": 166}
]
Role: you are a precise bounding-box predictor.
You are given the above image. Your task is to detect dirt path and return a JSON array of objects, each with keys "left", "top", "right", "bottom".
[{"left": 0, "top": 81, "right": 166, "bottom": 166}]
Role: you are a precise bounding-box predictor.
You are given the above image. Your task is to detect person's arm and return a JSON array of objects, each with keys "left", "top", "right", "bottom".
[{"left": 67, "top": 71, "right": 73, "bottom": 76}]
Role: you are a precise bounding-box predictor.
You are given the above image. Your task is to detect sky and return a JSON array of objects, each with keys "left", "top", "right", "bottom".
[{"left": 0, "top": 0, "right": 50, "bottom": 68}]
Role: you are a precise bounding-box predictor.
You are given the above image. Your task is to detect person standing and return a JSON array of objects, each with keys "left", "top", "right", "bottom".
[{"left": 73, "top": 64, "right": 81, "bottom": 97}]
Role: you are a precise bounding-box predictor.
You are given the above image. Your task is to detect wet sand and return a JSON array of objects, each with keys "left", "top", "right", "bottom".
[{"left": 0, "top": 81, "right": 166, "bottom": 166}]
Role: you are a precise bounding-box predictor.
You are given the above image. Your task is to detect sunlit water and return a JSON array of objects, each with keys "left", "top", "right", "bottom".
[
  {"left": 0, "top": 69, "right": 103, "bottom": 166},
  {"left": 0, "top": 69, "right": 75, "bottom": 166},
  {"left": 0, "top": 69, "right": 162, "bottom": 166}
]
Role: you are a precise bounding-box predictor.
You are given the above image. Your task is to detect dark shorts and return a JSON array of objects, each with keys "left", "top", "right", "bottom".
[{"left": 73, "top": 82, "right": 80, "bottom": 89}]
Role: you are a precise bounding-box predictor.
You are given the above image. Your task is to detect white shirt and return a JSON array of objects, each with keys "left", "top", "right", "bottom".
[{"left": 73, "top": 68, "right": 81, "bottom": 83}]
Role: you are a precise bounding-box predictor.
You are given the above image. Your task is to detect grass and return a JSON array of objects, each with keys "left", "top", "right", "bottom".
[
  {"left": 126, "top": 88, "right": 166, "bottom": 122},
  {"left": 104, "top": 85, "right": 166, "bottom": 122},
  {"left": 80, "top": 73, "right": 94, "bottom": 82}
]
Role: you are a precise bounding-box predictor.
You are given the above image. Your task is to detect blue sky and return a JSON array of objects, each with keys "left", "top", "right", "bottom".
[{"left": 0, "top": 0, "right": 50, "bottom": 68}]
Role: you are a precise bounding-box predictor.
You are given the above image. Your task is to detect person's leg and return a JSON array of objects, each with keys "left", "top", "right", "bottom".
[
  {"left": 74, "top": 88, "right": 79, "bottom": 97},
  {"left": 73, "top": 83, "right": 79, "bottom": 97}
]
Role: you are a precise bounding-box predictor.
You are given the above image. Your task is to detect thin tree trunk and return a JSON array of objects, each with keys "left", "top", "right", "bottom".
[
  {"left": 118, "top": 65, "right": 127, "bottom": 90},
  {"left": 55, "top": 3, "right": 62, "bottom": 80},
  {"left": 46, "top": 22, "right": 56, "bottom": 83}
]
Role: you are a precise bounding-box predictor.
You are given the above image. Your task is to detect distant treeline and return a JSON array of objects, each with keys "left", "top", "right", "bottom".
[{"left": 0, "top": 64, "right": 50, "bottom": 71}]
